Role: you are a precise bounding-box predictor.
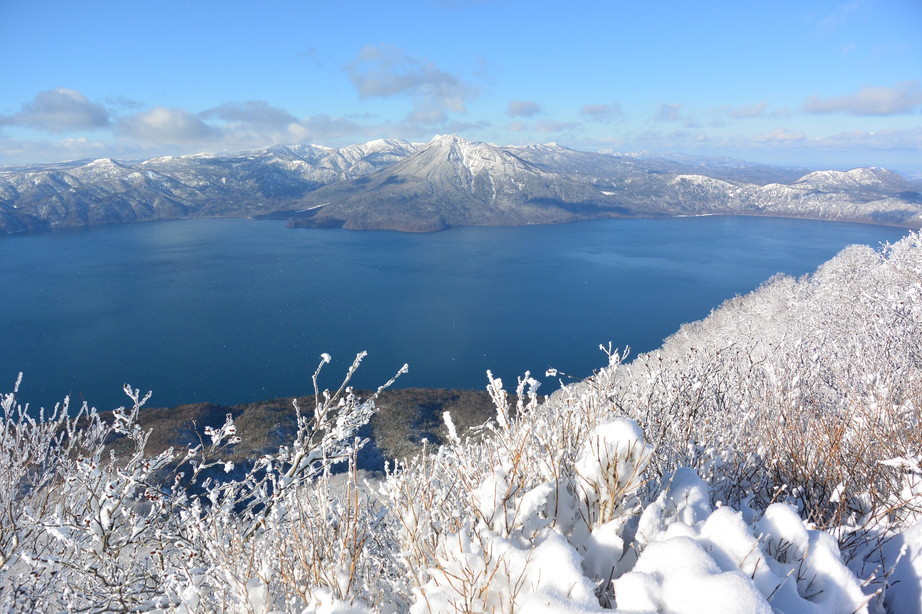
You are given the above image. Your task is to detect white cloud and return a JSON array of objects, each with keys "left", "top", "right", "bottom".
[
  {"left": 580, "top": 103, "right": 622, "bottom": 122},
  {"left": 0, "top": 135, "right": 112, "bottom": 164},
  {"left": 501, "top": 119, "right": 580, "bottom": 135},
  {"left": 730, "top": 102, "right": 768, "bottom": 119},
  {"left": 441, "top": 119, "right": 491, "bottom": 135},
  {"left": 296, "top": 114, "right": 364, "bottom": 140},
  {"left": 753, "top": 128, "right": 807, "bottom": 143},
  {"left": 534, "top": 119, "right": 580, "bottom": 133},
  {"left": 817, "top": 0, "right": 864, "bottom": 33},
  {"left": 118, "top": 105, "right": 365, "bottom": 150},
  {"left": 406, "top": 105, "right": 451, "bottom": 125},
  {"left": 817, "top": 127, "right": 922, "bottom": 151},
  {"left": 198, "top": 101, "right": 362, "bottom": 144},
  {"left": 804, "top": 81, "right": 922, "bottom": 116},
  {"left": 105, "top": 95, "right": 144, "bottom": 111},
  {"left": 654, "top": 103, "right": 683, "bottom": 121},
  {"left": 117, "top": 107, "right": 222, "bottom": 144},
  {"left": 1, "top": 88, "right": 378, "bottom": 162},
  {"left": 201, "top": 101, "right": 299, "bottom": 129},
  {"left": 346, "top": 44, "right": 477, "bottom": 125},
  {"left": 369, "top": 117, "right": 491, "bottom": 143},
  {"left": 507, "top": 100, "right": 542, "bottom": 117},
  {"left": 2, "top": 88, "right": 110, "bottom": 132}
]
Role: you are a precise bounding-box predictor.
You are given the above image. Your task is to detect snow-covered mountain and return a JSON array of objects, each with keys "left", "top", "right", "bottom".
[
  {"left": 290, "top": 134, "right": 640, "bottom": 231},
  {"left": 292, "top": 136, "right": 922, "bottom": 230},
  {"left": 1, "top": 135, "right": 919, "bottom": 234}
]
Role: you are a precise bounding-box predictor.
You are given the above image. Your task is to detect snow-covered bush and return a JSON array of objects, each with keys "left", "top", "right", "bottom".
[
  {"left": 1, "top": 231, "right": 921, "bottom": 612},
  {"left": 1, "top": 353, "right": 408, "bottom": 612},
  {"left": 577, "top": 235, "right": 922, "bottom": 530}
]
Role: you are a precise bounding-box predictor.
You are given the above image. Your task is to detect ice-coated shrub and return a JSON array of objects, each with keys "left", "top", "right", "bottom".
[
  {"left": 0, "top": 354, "right": 410, "bottom": 612},
  {"left": 610, "top": 233, "right": 922, "bottom": 528},
  {"left": 410, "top": 524, "right": 601, "bottom": 614},
  {"left": 575, "top": 419, "right": 652, "bottom": 530},
  {"left": 398, "top": 417, "right": 655, "bottom": 613},
  {"left": 2, "top": 231, "right": 921, "bottom": 612}
]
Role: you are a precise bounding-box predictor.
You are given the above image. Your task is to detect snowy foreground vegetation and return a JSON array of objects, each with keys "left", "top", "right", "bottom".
[{"left": 2, "top": 233, "right": 922, "bottom": 613}]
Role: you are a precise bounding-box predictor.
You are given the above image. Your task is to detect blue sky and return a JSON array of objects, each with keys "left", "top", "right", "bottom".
[{"left": 1, "top": 0, "right": 920, "bottom": 172}]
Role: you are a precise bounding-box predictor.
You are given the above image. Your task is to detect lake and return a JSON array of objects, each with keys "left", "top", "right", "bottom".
[{"left": 0, "top": 216, "right": 909, "bottom": 411}]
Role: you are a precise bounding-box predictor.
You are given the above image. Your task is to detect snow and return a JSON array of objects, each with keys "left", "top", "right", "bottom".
[
  {"left": 618, "top": 535, "right": 773, "bottom": 613},
  {"left": 576, "top": 421, "right": 650, "bottom": 496},
  {"left": 5, "top": 233, "right": 922, "bottom": 612},
  {"left": 401, "top": 414, "right": 885, "bottom": 612},
  {"left": 881, "top": 521, "right": 922, "bottom": 614},
  {"left": 636, "top": 469, "right": 712, "bottom": 545},
  {"left": 410, "top": 528, "right": 603, "bottom": 613},
  {"left": 615, "top": 494, "right": 871, "bottom": 613},
  {"left": 417, "top": 133, "right": 539, "bottom": 190},
  {"left": 794, "top": 166, "right": 907, "bottom": 191},
  {"left": 582, "top": 519, "right": 627, "bottom": 581}
]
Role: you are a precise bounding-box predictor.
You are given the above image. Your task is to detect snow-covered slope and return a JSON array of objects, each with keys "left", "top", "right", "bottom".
[
  {"left": 2, "top": 228, "right": 921, "bottom": 611},
  {"left": 794, "top": 166, "right": 915, "bottom": 192},
  {"left": 0, "top": 140, "right": 423, "bottom": 232},
  {"left": 291, "top": 135, "right": 630, "bottom": 231},
  {"left": 1, "top": 135, "right": 920, "bottom": 233}
]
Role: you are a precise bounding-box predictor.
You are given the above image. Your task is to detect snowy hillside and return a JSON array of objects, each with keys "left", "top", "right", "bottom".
[
  {"left": 290, "top": 134, "right": 618, "bottom": 231},
  {"left": 1, "top": 135, "right": 920, "bottom": 233},
  {"left": 2, "top": 232, "right": 921, "bottom": 612}
]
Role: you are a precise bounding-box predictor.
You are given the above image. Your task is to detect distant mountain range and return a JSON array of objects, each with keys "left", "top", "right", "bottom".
[{"left": 2, "top": 135, "right": 920, "bottom": 234}]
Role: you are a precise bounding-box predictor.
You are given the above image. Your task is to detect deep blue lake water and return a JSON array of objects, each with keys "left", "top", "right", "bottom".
[{"left": 0, "top": 216, "right": 909, "bottom": 410}]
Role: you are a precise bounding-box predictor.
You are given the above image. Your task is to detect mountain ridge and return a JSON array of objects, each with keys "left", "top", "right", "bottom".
[{"left": 1, "top": 135, "right": 920, "bottom": 234}]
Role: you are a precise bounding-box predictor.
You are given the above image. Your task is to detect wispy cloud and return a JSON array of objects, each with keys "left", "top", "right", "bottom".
[
  {"left": 804, "top": 81, "right": 922, "bottom": 116},
  {"left": 201, "top": 101, "right": 299, "bottom": 129},
  {"left": 507, "top": 100, "right": 542, "bottom": 117},
  {"left": 0, "top": 88, "right": 379, "bottom": 162},
  {"left": 441, "top": 119, "right": 491, "bottom": 135},
  {"left": 753, "top": 128, "right": 806, "bottom": 143},
  {"left": 579, "top": 103, "right": 622, "bottom": 122},
  {"left": 503, "top": 119, "right": 580, "bottom": 134},
  {"left": 0, "top": 88, "right": 110, "bottom": 132},
  {"left": 105, "top": 95, "right": 144, "bottom": 111},
  {"left": 654, "top": 103, "right": 683, "bottom": 122},
  {"left": 730, "top": 102, "right": 768, "bottom": 119},
  {"left": 817, "top": 0, "right": 864, "bottom": 34},
  {"left": 346, "top": 44, "right": 477, "bottom": 124},
  {"left": 294, "top": 114, "right": 364, "bottom": 140},
  {"left": 534, "top": 119, "right": 580, "bottom": 133},
  {"left": 586, "top": 124, "right": 922, "bottom": 164},
  {"left": 117, "top": 107, "right": 222, "bottom": 144},
  {"left": 0, "top": 135, "right": 112, "bottom": 164},
  {"left": 116, "top": 102, "right": 364, "bottom": 150},
  {"left": 818, "top": 127, "right": 922, "bottom": 151}
]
